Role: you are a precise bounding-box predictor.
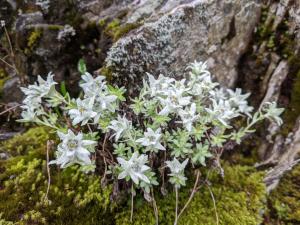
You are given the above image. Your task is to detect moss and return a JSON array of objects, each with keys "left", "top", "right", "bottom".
[
  {"left": 98, "top": 19, "right": 106, "bottom": 27},
  {"left": 104, "top": 19, "right": 142, "bottom": 42},
  {"left": 268, "top": 164, "right": 300, "bottom": 224},
  {"left": 0, "top": 127, "right": 115, "bottom": 225},
  {"left": 27, "top": 29, "right": 42, "bottom": 50},
  {"left": 115, "top": 164, "right": 266, "bottom": 225},
  {"left": 99, "top": 66, "right": 113, "bottom": 81},
  {"left": 0, "top": 127, "right": 53, "bottom": 157},
  {"left": 281, "top": 70, "right": 300, "bottom": 135},
  {"left": 0, "top": 68, "right": 9, "bottom": 96},
  {"left": 113, "top": 23, "right": 142, "bottom": 42},
  {"left": 0, "top": 213, "right": 14, "bottom": 225},
  {"left": 48, "top": 25, "right": 64, "bottom": 30}
]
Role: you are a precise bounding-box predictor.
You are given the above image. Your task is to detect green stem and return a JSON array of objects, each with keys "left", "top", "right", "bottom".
[
  {"left": 174, "top": 187, "right": 179, "bottom": 225},
  {"left": 130, "top": 184, "right": 134, "bottom": 223}
]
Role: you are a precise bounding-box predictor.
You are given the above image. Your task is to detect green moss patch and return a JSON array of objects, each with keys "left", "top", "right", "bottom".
[
  {"left": 115, "top": 164, "right": 266, "bottom": 225},
  {"left": 268, "top": 164, "right": 300, "bottom": 224},
  {"left": 104, "top": 19, "right": 142, "bottom": 42},
  {"left": 0, "top": 127, "right": 114, "bottom": 225}
]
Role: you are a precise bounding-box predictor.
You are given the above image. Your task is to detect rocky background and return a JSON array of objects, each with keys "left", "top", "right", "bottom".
[{"left": 0, "top": 0, "right": 300, "bottom": 224}]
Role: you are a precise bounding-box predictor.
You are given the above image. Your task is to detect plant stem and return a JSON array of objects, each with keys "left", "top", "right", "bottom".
[
  {"left": 44, "top": 140, "right": 53, "bottom": 202},
  {"left": 151, "top": 188, "right": 159, "bottom": 225},
  {"left": 177, "top": 170, "right": 201, "bottom": 220},
  {"left": 0, "top": 104, "right": 20, "bottom": 116},
  {"left": 131, "top": 184, "right": 134, "bottom": 223},
  {"left": 4, "top": 27, "right": 13, "bottom": 57},
  {"left": 100, "top": 133, "right": 108, "bottom": 185},
  {"left": 174, "top": 187, "right": 179, "bottom": 225},
  {"left": 206, "top": 183, "right": 219, "bottom": 225}
]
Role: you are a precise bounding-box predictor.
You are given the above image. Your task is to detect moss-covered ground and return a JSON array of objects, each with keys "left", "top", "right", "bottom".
[{"left": 0, "top": 127, "right": 268, "bottom": 224}]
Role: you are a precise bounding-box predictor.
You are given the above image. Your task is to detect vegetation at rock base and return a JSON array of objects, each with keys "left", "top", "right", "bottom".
[
  {"left": 0, "top": 127, "right": 268, "bottom": 225},
  {"left": 0, "top": 127, "right": 114, "bottom": 225},
  {"left": 0, "top": 1, "right": 300, "bottom": 225},
  {"left": 115, "top": 164, "right": 266, "bottom": 225},
  {"left": 267, "top": 164, "right": 300, "bottom": 224}
]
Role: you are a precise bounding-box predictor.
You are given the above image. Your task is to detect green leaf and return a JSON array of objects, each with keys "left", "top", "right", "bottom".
[
  {"left": 108, "top": 85, "right": 126, "bottom": 101},
  {"left": 192, "top": 142, "right": 212, "bottom": 166},
  {"left": 60, "top": 81, "right": 67, "bottom": 96},
  {"left": 78, "top": 58, "right": 87, "bottom": 74}
]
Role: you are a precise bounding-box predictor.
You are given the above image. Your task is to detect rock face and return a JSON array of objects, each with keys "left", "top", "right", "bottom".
[
  {"left": 105, "top": 0, "right": 261, "bottom": 90},
  {"left": 0, "top": 0, "right": 300, "bottom": 194}
]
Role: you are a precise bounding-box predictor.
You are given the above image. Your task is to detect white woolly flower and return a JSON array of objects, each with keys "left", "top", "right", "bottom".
[
  {"left": 95, "top": 94, "right": 118, "bottom": 112},
  {"left": 227, "top": 88, "right": 253, "bottom": 116},
  {"left": 146, "top": 73, "right": 175, "bottom": 97},
  {"left": 209, "top": 88, "right": 227, "bottom": 100},
  {"left": 19, "top": 105, "right": 40, "bottom": 122},
  {"left": 187, "top": 61, "right": 218, "bottom": 96},
  {"left": 50, "top": 130, "right": 97, "bottom": 168},
  {"left": 206, "top": 99, "right": 240, "bottom": 127},
  {"left": 68, "top": 97, "right": 97, "bottom": 125},
  {"left": 166, "top": 158, "right": 189, "bottom": 174},
  {"left": 261, "top": 102, "right": 284, "bottom": 125},
  {"left": 79, "top": 72, "right": 118, "bottom": 122},
  {"left": 80, "top": 72, "right": 106, "bottom": 97},
  {"left": 187, "top": 61, "right": 210, "bottom": 76},
  {"left": 108, "top": 114, "right": 132, "bottom": 141},
  {"left": 21, "top": 72, "right": 57, "bottom": 101},
  {"left": 178, "top": 103, "right": 199, "bottom": 132},
  {"left": 117, "top": 152, "right": 150, "bottom": 184},
  {"left": 158, "top": 88, "right": 191, "bottom": 116},
  {"left": 166, "top": 158, "right": 189, "bottom": 188},
  {"left": 136, "top": 128, "right": 165, "bottom": 151},
  {"left": 20, "top": 72, "right": 57, "bottom": 121}
]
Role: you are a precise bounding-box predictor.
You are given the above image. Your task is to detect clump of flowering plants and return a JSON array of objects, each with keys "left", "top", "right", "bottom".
[{"left": 18, "top": 60, "right": 284, "bottom": 225}]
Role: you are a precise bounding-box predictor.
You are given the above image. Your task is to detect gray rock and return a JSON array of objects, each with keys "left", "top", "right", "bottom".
[
  {"left": 105, "top": 0, "right": 261, "bottom": 91},
  {"left": 15, "top": 12, "right": 44, "bottom": 32},
  {"left": 2, "top": 76, "right": 24, "bottom": 103}
]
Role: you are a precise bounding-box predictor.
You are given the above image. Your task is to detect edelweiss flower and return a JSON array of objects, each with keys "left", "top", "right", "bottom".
[
  {"left": 187, "top": 61, "right": 210, "bottom": 77},
  {"left": 206, "top": 99, "right": 240, "bottom": 127},
  {"left": 19, "top": 106, "right": 38, "bottom": 122},
  {"left": 117, "top": 152, "right": 150, "bottom": 184},
  {"left": 178, "top": 103, "right": 199, "bottom": 131},
  {"left": 166, "top": 158, "right": 189, "bottom": 174},
  {"left": 262, "top": 102, "right": 284, "bottom": 125},
  {"left": 146, "top": 73, "right": 174, "bottom": 97},
  {"left": 227, "top": 88, "right": 253, "bottom": 116},
  {"left": 80, "top": 72, "right": 106, "bottom": 97},
  {"left": 68, "top": 97, "right": 97, "bottom": 125},
  {"left": 79, "top": 72, "right": 118, "bottom": 121},
  {"left": 158, "top": 88, "right": 191, "bottom": 116},
  {"left": 209, "top": 88, "right": 227, "bottom": 100},
  {"left": 19, "top": 102, "right": 45, "bottom": 122},
  {"left": 21, "top": 72, "right": 57, "bottom": 101},
  {"left": 19, "top": 72, "right": 57, "bottom": 121},
  {"left": 166, "top": 158, "right": 189, "bottom": 188},
  {"left": 108, "top": 114, "right": 132, "bottom": 141},
  {"left": 96, "top": 94, "right": 118, "bottom": 112},
  {"left": 136, "top": 128, "right": 165, "bottom": 151},
  {"left": 50, "top": 130, "right": 97, "bottom": 168}
]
